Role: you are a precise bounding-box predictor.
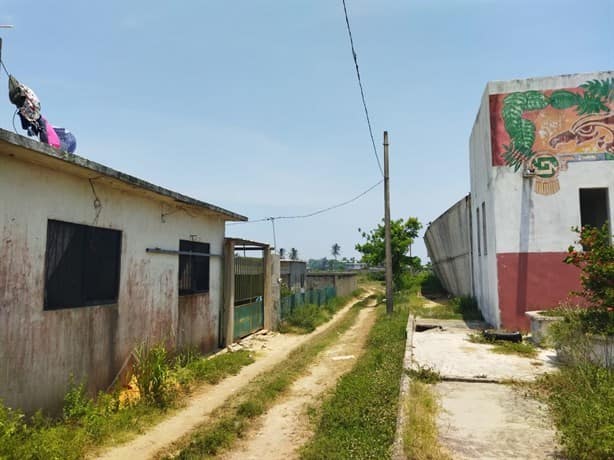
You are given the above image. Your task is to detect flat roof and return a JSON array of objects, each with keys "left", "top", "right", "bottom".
[{"left": 0, "top": 128, "right": 247, "bottom": 221}]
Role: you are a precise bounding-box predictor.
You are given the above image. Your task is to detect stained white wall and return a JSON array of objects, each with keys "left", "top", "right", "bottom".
[{"left": 0, "top": 151, "right": 227, "bottom": 413}]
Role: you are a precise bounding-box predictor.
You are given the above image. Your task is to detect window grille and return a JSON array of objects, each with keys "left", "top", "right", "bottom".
[
  {"left": 179, "top": 240, "right": 210, "bottom": 295},
  {"left": 44, "top": 220, "right": 121, "bottom": 310}
]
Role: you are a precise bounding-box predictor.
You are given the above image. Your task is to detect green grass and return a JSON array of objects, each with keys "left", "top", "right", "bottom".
[
  {"left": 467, "top": 333, "right": 538, "bottom": 358},
  {"left": 403, "top": 381, "right": 451, "bottom": 460},
  {"left": 279, "top": 295, "right": 358, "bottom": 334},
  {"left": 167, "top": 298, "right": 370, "bottom": 459},
  {"left": 395, "top": 291, "right": 482, "bottom": 321},
  {"left": 534, "top": 364, "right": 614, "bottom": 460},
  {"left": 406, "top": 365, "right": 441, "bottom": 384},
  {"left": 0, "top": 349, "right": 255, "bottom": 460},
  {"left": 300, "top": 301, "right": 410, "bottom": 459}
]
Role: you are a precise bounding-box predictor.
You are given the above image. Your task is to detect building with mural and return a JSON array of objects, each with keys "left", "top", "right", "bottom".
[{"left": 425, "top": 70, "right": 613, "bottom": 330}]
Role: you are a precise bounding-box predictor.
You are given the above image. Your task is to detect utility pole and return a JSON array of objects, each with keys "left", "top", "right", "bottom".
[{"left": 384, "top": 131, "right": 393, "bottom": 315}]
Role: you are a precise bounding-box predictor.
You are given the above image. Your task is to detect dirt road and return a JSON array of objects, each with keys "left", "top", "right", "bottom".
[
  {"left": 95, "top": 292, "right": 376, "bottom": 460},
  {"left": 218, "top": 304, "right": 378, "bottom": 460}
]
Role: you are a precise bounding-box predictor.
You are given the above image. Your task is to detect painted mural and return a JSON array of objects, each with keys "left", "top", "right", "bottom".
[{"left": 490, "top": 79, "right": 614, "bottom": 195}]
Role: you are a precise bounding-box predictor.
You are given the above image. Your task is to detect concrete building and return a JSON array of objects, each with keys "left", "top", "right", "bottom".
[
  {"left": 306, "top": 272, "right": 358, "bottom": 298},
  {"left": 426, "top": 71, "right": 613, "bottom": 330},
  {"left": 280, "top": 260, "right": 306, "bottom": 293},
  {"left": 0, "top": 129, "right": 271, "bottom": 413}
]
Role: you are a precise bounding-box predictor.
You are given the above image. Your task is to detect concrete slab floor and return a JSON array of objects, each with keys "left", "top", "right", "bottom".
[
  {"left": 435, "top": 381, "right": 561, "bottom": 460},
  {"left": 411, "top": 321, "right": 559, "bottom": 382}
]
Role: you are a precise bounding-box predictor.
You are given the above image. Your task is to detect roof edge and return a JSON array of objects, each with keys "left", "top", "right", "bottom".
[{"left": 0, "top": 129, "right": 248, "bottom": 222}]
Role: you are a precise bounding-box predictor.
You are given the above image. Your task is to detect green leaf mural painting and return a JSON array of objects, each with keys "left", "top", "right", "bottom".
[{"left": 490, "top": 78, "right": 614, "bottom": 195}]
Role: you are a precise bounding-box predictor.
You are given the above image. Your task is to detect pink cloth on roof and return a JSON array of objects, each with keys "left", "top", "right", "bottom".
[{"left": 41, "top": 116, "right": 60, "bottom": 148}]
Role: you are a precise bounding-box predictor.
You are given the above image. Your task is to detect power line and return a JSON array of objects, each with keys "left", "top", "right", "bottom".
[
  {"left": 341, "top": 0, "right": 384, "bottom": 177},
  {"left": 228, "top": 179, "right": 383, "bottom": 225}
]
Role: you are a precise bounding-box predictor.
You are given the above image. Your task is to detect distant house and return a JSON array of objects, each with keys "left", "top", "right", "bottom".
[
  {"left": 425, "top": 71, "right": 613, "bottom": 330},
  {"left": 0, "top": 130, "right": 277, "bottom": 413}
]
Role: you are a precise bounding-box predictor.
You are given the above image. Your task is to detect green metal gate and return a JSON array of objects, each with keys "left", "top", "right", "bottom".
[{"left": 233, "top": 256, "right": 264, "bottom": 340}]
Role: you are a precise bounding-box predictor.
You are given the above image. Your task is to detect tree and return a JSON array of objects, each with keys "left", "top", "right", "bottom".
[
  {"left": 331, "top": 243, "right": 341, "bottom": 260},
  {"left": 279, "top": 248, "right": 286, "bottom": 259},
  {"left": 355, "top": 217, "right": 422, "bottom": 289},
  {"left": 290, "top": 248, "right": 299, "bottom": 260}
]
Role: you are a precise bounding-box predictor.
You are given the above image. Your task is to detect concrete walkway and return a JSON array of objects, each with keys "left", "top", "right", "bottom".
[{"left": 402, "top": 318, "right": 562, "bottom": 460}]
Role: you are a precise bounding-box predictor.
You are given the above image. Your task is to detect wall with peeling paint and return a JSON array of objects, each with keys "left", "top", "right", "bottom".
[
  {"left": 0, "top": 152, "right": 227, "bottom": 414},
  {"left": 470, "top": 71, "right": 614, "bottom": 330}
]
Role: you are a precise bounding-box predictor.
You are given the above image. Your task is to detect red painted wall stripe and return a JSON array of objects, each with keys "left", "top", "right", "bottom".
[{"left": 497, "top": 252, "right": 581, "bottom": 330}]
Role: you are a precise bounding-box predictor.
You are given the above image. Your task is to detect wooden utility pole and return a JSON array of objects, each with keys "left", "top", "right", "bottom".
[{"left": 384, "top": 131, "right": 393, "bottom": 314}]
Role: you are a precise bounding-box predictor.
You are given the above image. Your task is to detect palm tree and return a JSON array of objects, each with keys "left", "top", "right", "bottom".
[
  {"left": 290, "top": 248, "right": 299, "bottom": 260},
  {"left": 331, "top": 243, "right": 341, "bottom": 260},
  {"left": 279, "top": 248, "right": 286, "bottom": 259}
]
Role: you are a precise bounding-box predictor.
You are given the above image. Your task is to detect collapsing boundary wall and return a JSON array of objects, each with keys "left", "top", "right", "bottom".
[{"left": 424, "top": 194, "right": 473, "bottom": 297}]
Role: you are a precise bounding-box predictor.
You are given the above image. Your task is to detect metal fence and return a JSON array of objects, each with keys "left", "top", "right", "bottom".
[
  {"left": 280, "top": 286, "right": 336, "bottom": 319},
  {"left": 234, "top": 256, "right": 264, "bottom": 306}
]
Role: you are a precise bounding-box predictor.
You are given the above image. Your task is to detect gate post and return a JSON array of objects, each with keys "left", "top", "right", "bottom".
[
  {"left": 222, "top": 239, "right": 235, "bottom": 347},
  {"left": 263, "top": 246, "right": 274, "bottom": 330}
]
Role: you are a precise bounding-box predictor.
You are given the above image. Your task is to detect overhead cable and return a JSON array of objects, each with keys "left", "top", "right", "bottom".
[
  {"left": 341, "top": 0, "right": 384, "bottom": 177},
  {"left": 228, "top": 179, "right": 383, "bottom": 225}
]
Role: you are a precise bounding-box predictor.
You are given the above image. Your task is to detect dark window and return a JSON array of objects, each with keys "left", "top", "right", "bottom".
[
  {"left": 580, "top": 188, "right": 610, "bottom": 230},
  {"left": 179, "top": 240, "right": 210, "bottom": 295},
  {"left": 482, "top": 201, "right": 488, "bottom": 256},
  {"left": 476, "top": 207, "right": 481, "bottom": 256},
  {"left": 44, "top": 220, "right": 121, "bottom": 310}
]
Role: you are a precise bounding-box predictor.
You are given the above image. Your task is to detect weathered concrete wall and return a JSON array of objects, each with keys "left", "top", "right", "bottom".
[
  {"left": 424, "top": 195, "right": 473, "bottom": 297},
  {"left": 280, "top": 260, "right": 306, "bottom": 292},
  {"left": 306, "top": 273, "right": 358, "bottom": 298},
  {"left": 0, "top": 149, "right": 227, "bottom": 413},
  {"left": 471, "top": 71, "right": 614, "bottom": 329}
]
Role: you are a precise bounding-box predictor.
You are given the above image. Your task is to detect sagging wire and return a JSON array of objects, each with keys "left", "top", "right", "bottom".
[
  {"left": 88, "top": 177, "right": 103, "bottom": 224},
  {"left": 341, "top": 0, "right": 384, "bottom": 177},
  {"left": 229, "top": 179, "right": 383, "bottom": 226}
]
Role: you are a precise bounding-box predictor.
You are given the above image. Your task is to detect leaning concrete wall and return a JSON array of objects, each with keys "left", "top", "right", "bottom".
[
  {"left": 424, "top": 195, "right": 473, "bottom": 297},
  {"left": 0, "top": 149, "right": 226, "bottom": 413}
]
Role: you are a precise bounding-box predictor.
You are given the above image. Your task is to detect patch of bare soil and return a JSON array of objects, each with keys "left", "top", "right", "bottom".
[
  {"left": 94, "top": 292, "right": 373, "bottom": 460},
  {"left": 218, "top": 305, "right": 378, "bottom": 460}
]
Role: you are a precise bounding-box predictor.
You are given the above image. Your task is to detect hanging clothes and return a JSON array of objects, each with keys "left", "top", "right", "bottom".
[{"left": 8, "top": 74, "right": 76, "bottom": 153}]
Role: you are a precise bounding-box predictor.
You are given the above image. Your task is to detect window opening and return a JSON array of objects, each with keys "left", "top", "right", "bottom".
[
  {"left": 579, "top": 188, "right": 610, "bottom": 231},
  {"left": 45, "top": 220, "right": 121, "bottom": 310},
  {"left": 476, "top": 207, "right": 481, "bottom": 256},
  {"left": 179, "top": 240, "right": 210, "bottom": 295},
  {"left": 482, "top": 201, "right": 488, "bottom": 256}
]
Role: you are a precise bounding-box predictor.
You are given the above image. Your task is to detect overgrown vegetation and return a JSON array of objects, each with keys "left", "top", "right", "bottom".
[
  {"left": 279, "top": 295, "right": 351, "bottom": 333},
  {"left": 0, "top": 347, "right": 254, "bottom": 459},
  {"left": 300, "top": 298, "right": 410, "bottom": 459},
  {"left": 168, "top": 298, "right": 370, "bottom": 459},
  {"left": 531, "top": 224, "right": 614, "bottom": 460},
  {"left": 467, "top": 333, "right": 538, "bottom": 358},
  {"left": 534, "top": 364, "right": 614, "bottom": 460},
  {"left": 402, "top": 381, "right": 451, "bottom": 460},
  {"left": 406, "top": 365, "right": 441, "bottom": 384}
]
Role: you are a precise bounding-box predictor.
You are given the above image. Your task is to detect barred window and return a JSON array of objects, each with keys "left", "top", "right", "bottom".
[
  {"left": 44, "top": 220, "right": 121, "bottom": 310},
  {"left": 178, "top": 240, "right": 210, "bottom": 295}
]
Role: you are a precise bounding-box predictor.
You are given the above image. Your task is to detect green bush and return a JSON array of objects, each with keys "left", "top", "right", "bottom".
[
  {"left": 537, "top": 364, "right": 614, "bottom": 460},
  {"left": 133, "top": 342, "right": 171, "bottom": 407}
]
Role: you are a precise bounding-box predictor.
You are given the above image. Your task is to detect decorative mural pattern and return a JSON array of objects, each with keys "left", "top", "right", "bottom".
[{"left": 490, "top": 79, "right": 614, "bottom": 195}]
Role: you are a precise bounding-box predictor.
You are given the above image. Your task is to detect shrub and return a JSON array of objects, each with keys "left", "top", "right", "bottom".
[
  {"left": 564, "top": 224, "right": 614, "bottom": 310},
  {"left": 133, "top": 342, "right": 171, "bottom": 407},
  {"left": 63, "top": 380, "right": 94, "bottom": 422},
  {"left": 537, "top": 364, "right": 614, "bottom": 459}
]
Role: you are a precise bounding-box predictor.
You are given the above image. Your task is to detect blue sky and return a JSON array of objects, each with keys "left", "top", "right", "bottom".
[{"left": 1, "top": 0, "right": 612, "bottom": 261}]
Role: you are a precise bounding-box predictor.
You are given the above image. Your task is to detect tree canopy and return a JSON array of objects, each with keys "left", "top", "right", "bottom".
[{"left": 355, "top": 217, "right": 422, "bottom": 288}]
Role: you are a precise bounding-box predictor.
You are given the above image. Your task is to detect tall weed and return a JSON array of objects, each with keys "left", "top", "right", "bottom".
[{"left": 133, "top": 342, "right": 171, "bottom": 407}]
